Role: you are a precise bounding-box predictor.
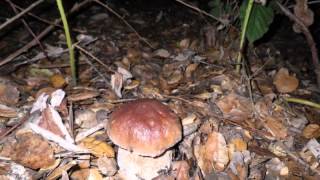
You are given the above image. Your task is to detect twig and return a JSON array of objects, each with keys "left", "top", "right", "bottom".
[
  {"left": 74, "top": 43, "right": 115, "bottom": 73},
  {"left": 75, "top": 122, "right": 105, "bottom": 142},
  {"left": 75, "top": 44, "right": 110, "bottom": 83},
  {"left": 93, "top": 0, "right": 154, "bottom": 49},
  {"left": 6, "top": 0, "right": 49, "bottom": 60},
  {"left": 0, "top": 0, "right": 45, "bottom": 31},
  {"left": 0, "top": 113, "right": 30, "bottom": 142},
  {"left": 276, "top": 2, "right": 320, "bottom": 88},
  {"left": 0, "top": 0, "right": 92, "bottom": 67},
  {"left": 12, "top": 3, "right": 85, "bottom": 33},
  {"left": 174, "top": 0, "right": 229, "bottom": 25}
]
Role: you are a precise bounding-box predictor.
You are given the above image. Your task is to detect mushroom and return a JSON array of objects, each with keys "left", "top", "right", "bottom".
[{"left": 106, "top": 99, "right": 182, "bottom": 180}]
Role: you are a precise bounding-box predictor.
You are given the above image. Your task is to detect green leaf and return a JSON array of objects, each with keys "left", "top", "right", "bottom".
[{"left": 240, "top": 1, "right": 274, "bottom": 43}]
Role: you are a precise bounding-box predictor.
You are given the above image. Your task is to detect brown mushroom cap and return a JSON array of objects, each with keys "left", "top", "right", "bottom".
[{"left": 106, "top": 99, "right": 182, "bottom": 157}]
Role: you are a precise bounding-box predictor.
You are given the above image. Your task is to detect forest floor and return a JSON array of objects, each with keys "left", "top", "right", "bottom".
[{"left": 0, "top": 1, "right": 320, "bottom": 179}]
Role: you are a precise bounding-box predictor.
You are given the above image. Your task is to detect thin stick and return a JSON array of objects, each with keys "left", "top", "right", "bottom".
[
  {"left": 6, "top": 0, "right": 49, "bottom": 60},
  {"left": 93, "top": 0, "right": 154, "bottom": 49},
  {"left": 74, "top": 44, "right": 115, "bottom": 73},
  {"left": 12, "top": 3, "right": 85, "bottom": 33},
  {"left": 0, "top": 0, "right": 92, "bottom": 67},
  {"left": 0, "top": 0, "right": 44, "bottom": 31},
  {"left": 174, "top": 0, "right": 229, "bottom": 25},
  {"left": 74, "top": 44, "right": 110, "bottom": 83}
]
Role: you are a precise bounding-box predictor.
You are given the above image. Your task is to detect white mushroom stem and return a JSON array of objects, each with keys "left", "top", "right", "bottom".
[{"left": 117, "top": 148, "right": 172, "bottom": 180}]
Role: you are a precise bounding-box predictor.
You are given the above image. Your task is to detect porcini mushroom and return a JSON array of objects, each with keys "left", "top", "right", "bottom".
[{"left": 106, "top": 99, "right": 182, "bottom": 180}]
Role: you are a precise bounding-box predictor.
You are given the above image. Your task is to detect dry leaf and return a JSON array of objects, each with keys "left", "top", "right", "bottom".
[
  {"left": 179, "top": 39, "right": 190, "bottom": 49},
  {"left": 0, "top": 83, "right": 19, "bottom": 106},
  {"left": 75, "top": 109, "right": 97, "bottom": 129},
  {"left": 117, "top": 66, "right": 133, "bottom": 81},
  {"left": 38, "top": 107, "right": 64, "bottom": 137},
  {"left": 263, "top": 116, "right": 288, "bottom": 139},
  {"left": 111, "top": 72, "right": 123, "bottom": 98},
  {"left": 194, "top": 131, "right": 229, "bottom": 175},
  {"left": 293, "top": 0, "right": 314, "bottom": 33},
  {"left": 97, "top": 157, "right": 118, "bottom": 176},
  {"left": 228, "top": 151, "right": 250, "bottom": 180},
  {"left": 167, "top": 69, "right": 183, "bottom": 85},
  {"left": 124, "top": 79, "right": 140, "bottom": 90},
  {"left": 216, "top": 93, "right": 252, "bottom": 121},
  {"left": 185, "top": 63, "right": 198, "bottom": 79},
  {"left": 265, "top": 158, "right": 289, "bottom": 178},
  {"left": 194, "top": 92, "right": 212, "bottom": 100},
  {"left": 273, "top": 68, "right": 299, "bottom": 93},
  {"left": 303, "top": 124, "right": 320, "bottom": 139},
  {"left": 50, "top": 74, "right": 66, "bottom": 88},
  {"left": 80, "top": 137, "right": 115, "bottom": 158},
  {"left": 154, "top": 49, "right": 170, "bottom": 58},
  {"left": 229, "top": 138, "right": 248, "bottom": 155},
  {"left": 0, "top": 132, "right": 55, "bottom": 169},
  {"left": 0, "top": 104, "right": 17, "bottom": 118},
  {"left": 67, "top": 90, "right": 99, "bottom": 102}
]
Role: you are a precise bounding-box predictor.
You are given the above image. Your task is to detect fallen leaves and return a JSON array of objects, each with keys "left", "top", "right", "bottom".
[
  {"left": 0, "top": 132, "right": 55, "bottom": 169},
  {"left": 194, "top": 131, "right": 229, "bottom": 175},
  {"left": 273, "top": 68, "right": 299, "bottom": 93},
  {"left": 303, "top": 124, "right": 320, "bottom": 139},
  {"left": 80, "top": 137, "right": 115, "bottom": 158},
  {"left": 216, "top": 93, "right": 253, "bottom": 121},
  {"left": 0, "top": 83, "right": 19, "bottom": 106}
]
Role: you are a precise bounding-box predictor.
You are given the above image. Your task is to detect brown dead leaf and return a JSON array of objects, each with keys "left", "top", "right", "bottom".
[
  {"left": 293, "top": 0, "right": 314, "bottom": 33},
  {"left": 97, "top": 157, "right": 118, "bottom": 176},
  {"left": 263, "top": 116, "right": 288, "bottom": 139},
  {"left": 127, "top": 48, "right": 142, "bottom": 64},
  {"left": 80, "top": 137, "right": 115, "bottom": 158},
  {"left": 303, "top": 124, "right": 320, "bottom": 139},
  {"left": 124, "top": 79, "right": 140, "bottom": 90},
  {"left": 194, "top": 131, "right": 229, "bottom": 175},
  {"left": 229, "top": 138, "right": 248, "bottom": 152},
  {"left": 0, "top": 83, "right": 19, "bottom": 106},
  {"left": 38, "top": 107, "right": 64, "bottom": 138},
  {"left": 216, "top": 93, "right": 253, "bottom": 121},
  {"left": 185, "top": 63, "right": 198, "bottom": 79},
  {"left": 167, "top": 69, "right": 183, "bottom": 85},
  {"left": 0, "top": 132, "right": 55, "bottom": 169},
  {"left": 273, "top": 68, "right": 299, "bottom": 93},
  {"left": 111, "top": 72, "right": 123, "bottom": 98},
  {"left": 179, "top": 38, "right": 190, "bottom": 49},
  {"left": 50, "top": 74, "right": 66, "bottom": 88},
  {"left": 75, "top": 109, "right": 97, "bottom": 129},
  {"left": 172, "top": 161, "right": 190, "bottom": 180},
  {"left": 0, "top": 104, "right": 17, "bottom": 118},
  {"left": 67, "top": 89, "right": 99, "bottom": 102}
]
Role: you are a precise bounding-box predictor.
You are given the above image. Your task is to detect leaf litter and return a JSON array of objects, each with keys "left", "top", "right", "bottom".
[{"left": 0, "top": 1, "right": 320, "bottom": 180}]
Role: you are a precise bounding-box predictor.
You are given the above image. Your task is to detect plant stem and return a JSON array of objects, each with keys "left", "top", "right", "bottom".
[
  {"left": 56, "top": 0, "right": 76, "bottom": 85},
  {"left": 236, "top": 0, "right": 254, "bottom": 73},
  {"left": 284, "top": 97, "right": 320, "bottom": 109}
]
